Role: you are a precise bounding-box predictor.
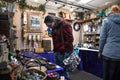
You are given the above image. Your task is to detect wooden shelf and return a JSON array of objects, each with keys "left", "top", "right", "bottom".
[
  {"left": 81, "top": 17, "right": 101, "bottom": 49},
  {"left": 84, "top": 17, "right": 99, "bottom": 22},
  {"left": 76, "top": 17, "right": 99, "bottom": 24},
  {"left": 76, "top": 20, "right": 84, "bottom": 23},
  {"left": 0, "top": 12, "right": 10, "bottom": 37},
  {"left": 84, "top": 34, "right": 95, "bottom": 36},
  {"left": 84, "top": 41, "right": 94, "bottom": 43},
  {"left": 65, "top": 19, "right": 74, "bottom": 22},
  {"left": 83, "top": 32, "right": 100, "bottom": 48}
]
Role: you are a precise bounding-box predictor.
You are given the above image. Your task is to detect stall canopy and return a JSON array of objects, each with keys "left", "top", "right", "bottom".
[{"left": 27, "top": 0, "right": 120, "bottom": 12}]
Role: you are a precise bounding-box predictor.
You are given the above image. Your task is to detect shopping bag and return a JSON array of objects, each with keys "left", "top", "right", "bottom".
[{"left": 63, "top": 52, "right": 81, "bottom": 72}]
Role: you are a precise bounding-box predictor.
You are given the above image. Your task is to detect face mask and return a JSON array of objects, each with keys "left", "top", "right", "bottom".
[
  {"left": 46, "top": 22, "right": 55, "bottom": 28},
  {"left": 51, "top": 22, "right": 55, "bottom": 27}
]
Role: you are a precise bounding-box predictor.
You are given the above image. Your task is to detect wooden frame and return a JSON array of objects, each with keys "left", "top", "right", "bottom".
[
  {"left": 48, "top": 13, "right": 56, "bottom": 16},
  {"left": 27, "top": 11, "right": 42, "bottom": 32}
]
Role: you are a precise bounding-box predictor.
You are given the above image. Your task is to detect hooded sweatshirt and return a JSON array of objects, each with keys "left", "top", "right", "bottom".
[{"left": 99, "top": 14, "right": 120, "bottom": 59}]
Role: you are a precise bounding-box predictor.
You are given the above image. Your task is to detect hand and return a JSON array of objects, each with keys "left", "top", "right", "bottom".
[{"left": 98, "top": 51, "right": 102, "bottom": 58}]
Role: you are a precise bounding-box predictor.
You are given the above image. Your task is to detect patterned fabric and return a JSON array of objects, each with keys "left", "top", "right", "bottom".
[
  {"left": 63, "top": 52, "right": 81, "bottom": 72},
  {"left": 52, "top": 20, "right": 74, "bottom": 53}
]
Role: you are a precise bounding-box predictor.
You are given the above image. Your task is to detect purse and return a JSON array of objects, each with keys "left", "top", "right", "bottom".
[
  {"left": 63, "top": 52, "right": 81, "bottom": 72},
  {"left": 60, "top": 23, "right": 81, "bottom": 71}
]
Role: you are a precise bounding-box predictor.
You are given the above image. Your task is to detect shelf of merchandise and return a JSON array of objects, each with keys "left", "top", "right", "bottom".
[
  {"left": 83, "top": 32, "right": 100, "bottom": 49},
  {"left": 81, "top": 17, "right": 101, "bottom": 49}
]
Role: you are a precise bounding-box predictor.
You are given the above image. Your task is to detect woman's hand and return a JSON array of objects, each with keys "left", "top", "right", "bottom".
[{"left": 98, "top": 51, "right": 102, "bottom": 58}]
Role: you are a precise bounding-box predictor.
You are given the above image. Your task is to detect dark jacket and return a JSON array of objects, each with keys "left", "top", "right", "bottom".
[{"left": 52, "top": 19, "right": 74, "bottom": 53}]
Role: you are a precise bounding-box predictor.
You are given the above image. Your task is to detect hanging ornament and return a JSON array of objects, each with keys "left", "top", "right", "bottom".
[
  {"left": 37, "top": 35, "right": 40, "bottom": 41},
  {"left": 28, "top": 35, "right": 32, "bottom": 41},
  {"left": 33, "top": 35, "right": 36, "bottom": 41},
  {"left": 23, "top": 12, "right": 27, "bottom": 24},
  {"left": 40, "top": 33, "right": 43, "bottom": 42}
]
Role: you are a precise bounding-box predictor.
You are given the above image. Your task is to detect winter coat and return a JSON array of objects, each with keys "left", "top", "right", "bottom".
[
  {"left": 52, "top": 19, "right": 74, "bottom": 53},
  {"left": 99, "top": 13, "right": 120, "bottom": 59}
]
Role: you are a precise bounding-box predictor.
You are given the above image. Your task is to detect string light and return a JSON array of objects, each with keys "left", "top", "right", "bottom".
[
  {"left": 55, "top": 2, "right": 57, "bottom": 4},
  {"left": 63, "top": 4, "right": 65, "bottom": 7}
]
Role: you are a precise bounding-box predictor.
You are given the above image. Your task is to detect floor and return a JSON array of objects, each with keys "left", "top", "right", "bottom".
[{"left": 70, "top": 69, "right": 102, "bottom": 80}]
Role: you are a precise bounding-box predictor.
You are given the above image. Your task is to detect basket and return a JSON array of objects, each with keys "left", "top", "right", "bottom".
[
  {"left": 21, "top": 69, "right": 47, "bottom": 80},
  {"left": 20, "top": 59, "right": 47, "bottom": 80},
  {"left": 47, "top": 72, "right": 60, "bottom": 80},
  {"left": 24, "top": 59, "right": 41, "bottom": 68},
  {"left": 46, "top": 63, "right": 56, "bottom": 70},
  {"left": 38, "top": 58, "right": 49, "bottom": 66}
]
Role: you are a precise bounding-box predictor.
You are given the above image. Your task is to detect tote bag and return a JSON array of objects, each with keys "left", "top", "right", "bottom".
[{"left": 63, "top": 52, "right": 81, "bottom": 72}]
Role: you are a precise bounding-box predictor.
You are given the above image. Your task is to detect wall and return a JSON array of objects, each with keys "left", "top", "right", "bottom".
[
  {"left": 13, "top": 3, "right": 81, "bottom": 50},
  {"left": 13, "top": 3, "right": 23, "bottom": 50},
  {"left": 73, "top": 23, "right": 82, "bottom": 45}
]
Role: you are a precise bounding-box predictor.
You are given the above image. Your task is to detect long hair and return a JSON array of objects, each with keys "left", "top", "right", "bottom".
[{"left": 110, "top": 5, "right": 120, "bottom": 14}]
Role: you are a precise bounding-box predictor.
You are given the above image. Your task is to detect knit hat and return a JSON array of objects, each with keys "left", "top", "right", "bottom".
[{"left": 44, "top": 15, "right": 55, "bottom": 23}]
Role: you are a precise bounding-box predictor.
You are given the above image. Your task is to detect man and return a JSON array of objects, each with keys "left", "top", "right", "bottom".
[{"left": 44, "top": 15, "right": 74, "bottom": 80}]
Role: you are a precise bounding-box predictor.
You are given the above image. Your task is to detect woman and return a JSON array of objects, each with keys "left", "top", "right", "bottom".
[{"left": 99, "top": 5, "right": 120, "bottom": 80}]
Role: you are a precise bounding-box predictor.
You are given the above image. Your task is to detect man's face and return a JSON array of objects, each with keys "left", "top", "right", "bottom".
[{"left": 45, "top": 22, "right": 54, "bottom": 28}]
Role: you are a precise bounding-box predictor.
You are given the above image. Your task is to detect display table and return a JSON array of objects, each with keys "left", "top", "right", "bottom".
[
  {"left": 36, "top": 52, "right": 55, "bottom": 63},
  {"left": 79, "top": 48, "right": 103, "bottom": 78},
  {"left": 22, "top": 50, "right": 103, "bottom": 78},
  {"left": 22, "top": 51, "right": 55, "bottom": 63},
  {"left": 21, "top": 51, "right": 64, "bottom": 75}
]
